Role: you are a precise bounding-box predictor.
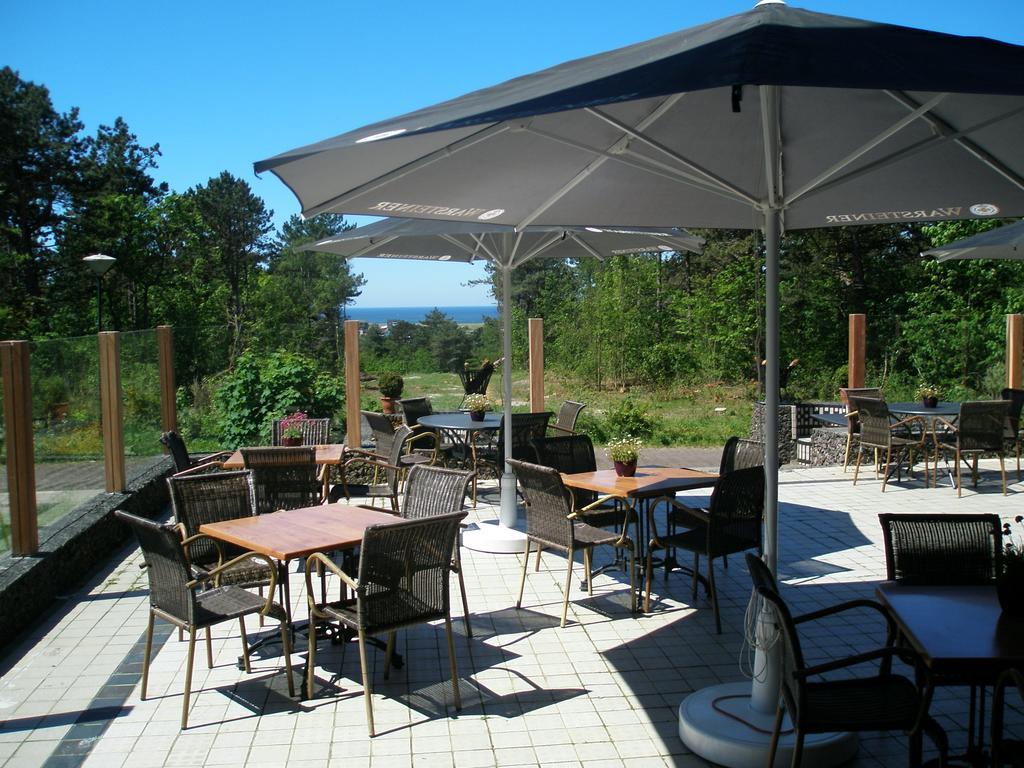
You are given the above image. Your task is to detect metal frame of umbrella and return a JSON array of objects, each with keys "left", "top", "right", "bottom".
[
  {"left": 925, "top": 219, "right": 1024, "bottom": 261},
  {"left": 260, "top": 1, "right": 1024, "bottom": 764}
]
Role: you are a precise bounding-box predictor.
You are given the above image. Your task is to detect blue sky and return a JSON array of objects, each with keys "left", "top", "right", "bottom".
[{"left": 4, "top": 0, "right": 1023, "bottom": 307}]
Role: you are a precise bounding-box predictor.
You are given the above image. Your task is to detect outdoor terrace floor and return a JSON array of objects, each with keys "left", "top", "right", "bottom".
[{"left": 2, "top": 457, "right": 1022, "bottom": 767}]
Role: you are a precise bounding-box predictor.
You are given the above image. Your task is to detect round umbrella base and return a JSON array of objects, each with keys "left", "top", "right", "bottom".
[
  {"left": 462, "top": 520, "right": 528, "bottom": 554},
  {"left": 678, "top": 682, "right": 858, "bottom": 768}
]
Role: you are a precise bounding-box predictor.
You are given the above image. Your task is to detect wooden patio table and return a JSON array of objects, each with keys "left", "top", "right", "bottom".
[
  {"left": 560, "top": 466, "right": 718, "bottom": 571},
  {"left": 876, "top": 582, "right": 1024, "bottom": 764},
  {"left": 221, "top": 443, "right": 345, "bottom": 499}
]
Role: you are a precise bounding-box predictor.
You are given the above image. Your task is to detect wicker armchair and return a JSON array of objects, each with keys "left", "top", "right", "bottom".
[
  {"left": 363, "top": 409, "right": 431, "bottom": 473},
  {"left": 507, "top": 458, "right": 636, "bottom": 627},
  {"left": 850, "top": 396, "right": 929, "bottom": 491},
  {"left": 548, "top": 400, "right": 586, "bottom": 436},
  {"left": 879, "top": 512, "right": 1002, "bottom": 585},
  {"left": 534, "top": 433, "right": 636, "bottom": 535},
  {"left": 159, "top": 431, "right": 230, "bottom": 476},
  {"left": 270, "top": 417, "right": 331, "bottom": 446},
  {"left": 399, "top": 397, "right": 452, "bottom": 464},
  {"left": 754, "top": 573, "right": 947, "bottom": 768},
  {"left": 304, "top": 511, "right": 467, "bottom": 736},
  {"left": 115, "top": 510, "right": 293, "bottom": 729},
  {"left": 330, "top": 424, "right": 421, "bottom": 513},
  {"left": 167, "top": 469, "right": 271, "bottom": 591},
  {"left": 840, "top": 387, "right": 883, "bottom": 471},
  {"left": 240, "top": 446, "right": 322, "bottom": 515},
  {"left": 934, "top": 400, "right": 1011, "bottom": 496},
  {"left": 400, "top": 464, "right": 475, "bottom": 636},
  {"left": 1002, "top": 387, "right": 1024, "bottom": 482},
  {"left": 646, "top": 465, "right": 765, "bottom": 632},
  {"left": 499, "top": 412, "right": 554, "bottom": 465}
]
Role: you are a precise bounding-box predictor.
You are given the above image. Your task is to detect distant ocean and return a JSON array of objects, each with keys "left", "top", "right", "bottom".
[{"left": 345, "top": 305, "right": 498, "bottom": 325}]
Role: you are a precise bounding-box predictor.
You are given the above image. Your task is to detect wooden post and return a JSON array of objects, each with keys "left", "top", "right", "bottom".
[
  {"left": 1008, "top": 314, "right": 1023, "bottom": 390},
  {"left": 98, "top": 332, "right": 126, "bottom": 492},
  {"left": 156, "top": 325, "right": 176, "bottom": 437},
  {"left": 1, "top": 341, "right": 38, "bottom": 554},
  {"left": 848, "top": 314, "right": 866, "bottom": 388},
  {"left": 344, "top": 320, "right": 361, "bottom": 447},
  {"left": 528, "top": 317, "right": 544, "bottom": 412}
]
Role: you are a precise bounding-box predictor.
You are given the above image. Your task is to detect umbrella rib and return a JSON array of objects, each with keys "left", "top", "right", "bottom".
[
  {"left": 783, "top": 92, "right": 949, "bottom": 208},
  {"left": 437, "top": 233, "right": 484, "bottom": 260},
  {"left": 511, "top": 231, "right": 566, "bottom": 268},
  {"left": 468, "top": 233, "right": 504, "bottom": 264},
  {"left": 885, "top": 91, "right": 1024, "bottom": 194},
  {"left": 303, "top": 122, "right": 511, "bottom": 217},
  {"left": 586, "top": 106, "right": 760, "bottom": 207},
  {"left": 347, "top": 234, "right": 400, "bottom": 258},
  {"left": 802, "top": 101, "right": 1024, "bottom": 202}
]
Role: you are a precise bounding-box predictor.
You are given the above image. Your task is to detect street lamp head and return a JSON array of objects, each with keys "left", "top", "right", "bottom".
[{"left": 83, "top": 253, "right": 116, "bottom": 277}]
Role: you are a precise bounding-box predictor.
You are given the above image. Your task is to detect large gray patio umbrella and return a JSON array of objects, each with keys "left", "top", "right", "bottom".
[
  {"left": 257, "top": 1, "right": 1024, "bottom": 763},
  {"left": 925, "top": 219, "right": 1024, "bottom": 261},
  {"left": 302, "top": 217, "right": 703, "bottom": 550}
]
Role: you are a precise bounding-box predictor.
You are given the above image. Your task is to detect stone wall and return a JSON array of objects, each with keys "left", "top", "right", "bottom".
[
  {"left": 0, "top": 457, "right": 172, "bottom": 652},
  {"left": 809, "top": 427, "right": 848, "bottom": 466},
  {"left": 750, "top": 401, "right": 796, "bottom": 464}
]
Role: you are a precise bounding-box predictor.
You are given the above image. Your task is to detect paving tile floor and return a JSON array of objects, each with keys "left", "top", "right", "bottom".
[{"left": 2, "top": 459, "right": 1024, "bottom": 767}]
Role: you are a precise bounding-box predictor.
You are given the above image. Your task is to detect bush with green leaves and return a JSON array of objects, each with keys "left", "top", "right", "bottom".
[
  {"left": 377, "top": 371, "right": 404, "bottom": 398},
  {"left": 213, "top": 350, "right": 344, "bottom": 445}
]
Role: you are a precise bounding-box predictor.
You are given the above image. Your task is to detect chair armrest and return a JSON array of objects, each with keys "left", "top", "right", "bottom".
[
  {"left": 181, "top": 532, "right": 226, "bottom": 567},
  {"left": 343, "top": 447, "right": 387, "bottom": 462},
  {"left": 891, "top": 414, "right": 928, "bottom": 442},
  {"left": 793, "top": 598, "right": 896, "bottom": 644},
  {"left": 304, "top": 551, "right": 359, "bottom": 617},
  {"left": 173, "top": 459, "right": 224, "bottom": 477},
  {"left": 933, "top": 416, "right": 958, "bottom": 434},
  {"left": 342, "top": 456, "right": 402, "bottom": 474},
  {"left": 795, "top": 645, "right": 925, "bottom": 679},
  {"left": 548, "top": 424, "right": 576, "bottom": 435},
  {"left": 191, "top": 552, "right": 279, "bottom": 615}
]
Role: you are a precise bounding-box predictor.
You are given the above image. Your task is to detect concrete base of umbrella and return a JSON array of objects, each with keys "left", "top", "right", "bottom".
[
  {"left": 679, "top": 640, "right": 857, "bottom": 767},
  {"left": 463, "top": 473, "right": 528, "bottom": 553}
]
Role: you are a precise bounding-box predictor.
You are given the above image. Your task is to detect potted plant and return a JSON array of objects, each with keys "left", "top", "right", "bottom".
[
  {"left": 463, "top": 393, "right": 492, "bottom": 421},
  {"left": 606, "top": 436, "right": 643, "bottom": 477},
  {"left": 377, "top": 372, "right": 404, "bottom": 414},
  {"left": 280, "top": 410, "right": 308, "bottom": 446},
  {"left": 915, "top": 384, "right": 941, "bottom": 408},
  {"left": 1000, "top": 517, "right": 1024, "bottom": 616}
]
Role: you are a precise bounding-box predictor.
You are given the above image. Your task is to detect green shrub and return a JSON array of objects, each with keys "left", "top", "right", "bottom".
[
  {"left": 377, "top": 371, "right": 404, "bottom": 398},
  {"left": 603, "top": 397, "right": 655, "bottom": 440}
]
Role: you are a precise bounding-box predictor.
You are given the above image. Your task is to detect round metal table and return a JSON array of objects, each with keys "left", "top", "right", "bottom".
[
  {"left": 887, "top": 401, "right": 961, "bottom": 418},
  {"left": 418, "top": 412, "right": 502, "bottom": 505}
]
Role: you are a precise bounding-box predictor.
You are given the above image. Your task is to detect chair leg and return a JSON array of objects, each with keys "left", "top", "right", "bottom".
[
  {"left": 357, "top": 628, "right": 375, "bottom": 737},
  {"left": 239, "top": 617, "right": 251, "bottom": 673},
  {"left": 181, "top": 627, "right": 197, "bottom": 730},
  {"left": 516, "top": 540, "right": 531, "bottom": 609},
  {"left": 644, "top": 545, "right": 655, "bottom": 613},
  {"left": 881, "top": 446, "right": 893, "bottom": 492},
  {"left": 535, "top": 545, "right": 542, "bottom": 572},
  {"left": 999, "top": 455, "right": 1007, "bottom": 495},
  {"left": 853, "top": 446, "right": 863, "bottom": 485},
  {"left": 843, "top": 431, "right": 853, "bottom": 472},
  {"left": 279, "top": 620, "right": 294, "bottom": 698},
  {"left": 445, "top": 614, "right": 461, "bottom": 711},
  {"left": 205, "top": 627, "right": 213, "bottom": 669},
  {"left": 956, "top": 449, "right": 963, "bottom": 497},
  {"left": 306, "top": 618, "right": 318, "bottom": 700},
  {"left": 691, "top": 552, "right": 700, "bottom": 601},
  {"left": 561, "top": 548, "right": 574, "bottom": 628},
  {"left": 767, "top": 702, "right": 784, "bottom": 768},
  {"left": 708, "top": 554, "right": 721, "bottom": 635},
  {"left": 628, "top": 543, "right": 637, "bottom": 614},
  {"left": 455, "top": 557, "right": 473, "bottom": 638},
  {"left": 791, "top": 729, "right": 806, "bottom": 768},
  {"left": 141, "top": 611, "right": 155, "bottom": 700},
  {"left": 583, "top": 547, "right": 593, "bottom": 596}
]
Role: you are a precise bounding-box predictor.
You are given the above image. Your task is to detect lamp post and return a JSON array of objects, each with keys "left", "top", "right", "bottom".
[{"left": 83, "top": 254, "right": 116, "bottom": 332}]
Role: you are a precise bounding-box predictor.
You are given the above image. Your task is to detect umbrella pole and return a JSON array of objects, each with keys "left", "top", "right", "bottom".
[{"left": 499, "top": 264, "right": 518, "bottom": 527}]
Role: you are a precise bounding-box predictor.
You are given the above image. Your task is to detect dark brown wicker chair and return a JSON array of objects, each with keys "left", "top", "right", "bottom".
[
  {"left": 646, "top": 465, "right": 765, "bottom": 632},
  {"left": 304, "top": 511, "right": 467, "bottom": 736},
  {"left": 240, "top": 446, "right": 322, "bottom": 515},
  {"left": 754, "top": 575, "right": 947, "bottom": 768},
  {"left": 850, "top": 396, "right": 929, "bottom": 492},
  {"left": 840, "top": 387, "right": 883, "bottom": 472},
  {"left": 363, "top": 409, "right": 431, "bottom": 473},
  {"left": 400, "top": 464, "right": 475, "bottom": 636},
  {"left": 331, "top": 424, "right": 421, "bottom": 513},
  {"left": 934, "top": 400, "right": 1011, "bottom": 496},
  {"left": 1001, "top": 387, "right": 1024, "bottom": 482},
  {"left": 270, "top": 417, "right": 331, "bottom": 446},
  {"left": 719, "top": 436, "right": 766, "bottom": 473},
  {"left": 534, "top": 433, "right": 636, "bottom": 535},
  {"left": 879, "top": 512, "right": 1002, "bottom": 585},
  {"left": 548, "top": 400, "right": 586, "bottom": 436},
  {"left": 399, "top": 397, "right": 452, "bottom": 464},
  {"left": 497, "top": 412, "right": 554, "bottom": 465},
  {"left": 115, "top": 510, "right": 293, "bottom": 729},
  {"left": 507, "top": 458, "right": 636, "bottom": 627},
  {"left": 160, "top": 431, "right": 230, "bottom": 476},
  {"left": 167, "top": 469, "right": 271, "bottom": 591}
]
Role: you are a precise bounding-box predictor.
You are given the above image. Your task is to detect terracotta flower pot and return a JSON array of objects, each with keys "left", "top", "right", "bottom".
[
  {"left": 613, "top": 460, "right": 637, "bottom": 477},
  {"left": 381, "top": 397, "right": 397, "bottom": 414},
  {"left": 282, "top": 435, "right": 303, "bottom": 446}
]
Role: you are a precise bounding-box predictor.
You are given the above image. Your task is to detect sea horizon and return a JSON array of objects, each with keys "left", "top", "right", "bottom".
[{"left": 344, "top": 304, "right": 498, "bottom": 324}]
